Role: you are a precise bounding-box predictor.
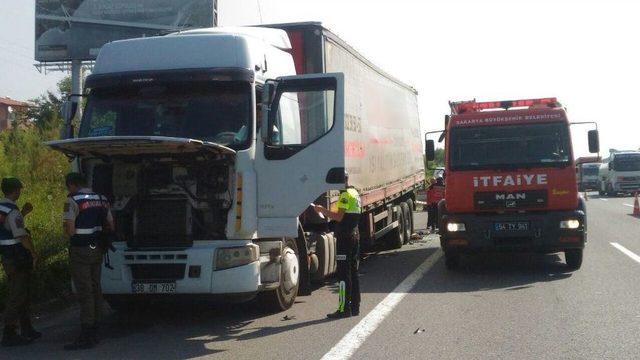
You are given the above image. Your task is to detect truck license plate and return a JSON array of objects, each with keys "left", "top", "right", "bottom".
[
  {"left": 131, "top": 282, "right": 176, "bottom": 294},
  {"left": 494, "top": 222, "right": 529, "bottom": 232}
]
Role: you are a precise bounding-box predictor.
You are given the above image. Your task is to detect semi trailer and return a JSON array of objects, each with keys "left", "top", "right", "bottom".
[{"left": 48, "top": 22, "right": 424, "bottom": 311}]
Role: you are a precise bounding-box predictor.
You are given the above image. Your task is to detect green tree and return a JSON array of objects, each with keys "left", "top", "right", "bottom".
[{"left": 20, "top": 76, "right": 71, "bottom": 131}]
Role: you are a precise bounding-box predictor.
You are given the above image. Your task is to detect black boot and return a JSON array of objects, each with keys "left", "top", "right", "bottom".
[
  {"left": 326, "top": 309, "right": 351, "bottom": 319},
  {"left": 20, "top": 318, "right": 42, "bottom": 341},
  {"left": 64, "top": 326, "right": 95, "bottom": 351},
  {"left": 351, "top": 306, "right": 360, "bottom": 316},
  {"left": 2, "top": 325, "right": 32, "bottom": 347}
]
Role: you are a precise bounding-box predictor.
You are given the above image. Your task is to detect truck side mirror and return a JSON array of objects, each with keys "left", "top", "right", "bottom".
[
  {"left": 588, "top": 130, "right": 600, "bottom": 154},
  {"left": 426, "top": 139, "right": 435, "bottom": 161},
  {"left": 60, "top": 100, "right": 78, "bottom": 139},
  {"left": 61, "top": 100, "right": 78, "bottom": 124}
]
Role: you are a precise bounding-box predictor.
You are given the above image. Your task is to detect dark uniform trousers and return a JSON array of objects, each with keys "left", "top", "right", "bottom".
[
  {"left": 336, "top": 227, "right": 361, "bottom": 312},
  {"left": 69, "top": 246, "right": 103, "bottom": 326},
  {"left": 2, "top": 259, "right": 32, "bottom": 326}
]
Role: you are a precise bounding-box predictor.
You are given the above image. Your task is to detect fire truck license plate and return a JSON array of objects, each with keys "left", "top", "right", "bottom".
[
  {"left": 494, "top": 222, "right": 529, "bottom": 232},
  {"left": 131, "top": 282, "right": 176, "bottom": 294}
]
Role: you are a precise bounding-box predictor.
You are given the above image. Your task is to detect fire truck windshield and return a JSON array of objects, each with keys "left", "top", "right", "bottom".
[
  {"left": 613, "top": 154, "right": 640, "bottom": 172},
  {"left": 450, "top": 122, "right": 571, "bottom": 170}
]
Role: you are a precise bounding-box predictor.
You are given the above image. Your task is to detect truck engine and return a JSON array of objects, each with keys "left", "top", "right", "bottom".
[{"left": 85, "top": 155, "right": 233, "bottom": 248}]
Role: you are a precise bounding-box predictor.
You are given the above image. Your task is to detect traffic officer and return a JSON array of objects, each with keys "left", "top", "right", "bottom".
[
  {"left": 62, "top": 172, "right": 113, "bottom": 350},
  {"left": 313, "top": 172, "right": 362, "bottom": 319},
  {"left": 1, "top": 177, "right": 40, "bottom": 346}
]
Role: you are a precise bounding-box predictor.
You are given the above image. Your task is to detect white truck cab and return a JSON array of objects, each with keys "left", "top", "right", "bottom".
[{"left": 599, "top": 150, "right": 640, "bottom": 196}]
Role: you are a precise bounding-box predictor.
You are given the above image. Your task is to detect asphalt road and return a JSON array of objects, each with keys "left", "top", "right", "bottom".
[{"left": 2, "top": 194, "right": 639, "bottom": 359}]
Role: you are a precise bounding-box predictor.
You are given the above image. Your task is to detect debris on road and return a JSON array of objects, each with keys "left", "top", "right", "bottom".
[
  {"left": 282, "top": 315, "right": 296, "bottom": 321},
  {"left": 414, "top": 328, "right": 426, "bottom": 334}
]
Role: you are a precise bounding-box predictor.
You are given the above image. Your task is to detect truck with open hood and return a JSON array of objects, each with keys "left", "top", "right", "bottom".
[
  {"left": 49, "top": 22, "right": 424, "bottom": 311},
  {"left": 425, "top": 98, "right": 599, "bottom": 270}
]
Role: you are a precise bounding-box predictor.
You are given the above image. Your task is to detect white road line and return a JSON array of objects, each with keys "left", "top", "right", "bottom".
[
  {"left": 623, "top": 204, "right": 634, "bottom": 208},
  {"left": 611, "top": 242, "right": 640, "bottom": 264},
  {"left": 321, "top": 250, "right": 441, "bottom": 360},
  {"left": 600, "top": 198, "right": 608, "bottom": 202}
]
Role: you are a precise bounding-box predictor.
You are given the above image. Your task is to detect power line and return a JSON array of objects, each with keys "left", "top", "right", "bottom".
[{"left": 256, "top": 0, "right": 264, "bottom": 24}]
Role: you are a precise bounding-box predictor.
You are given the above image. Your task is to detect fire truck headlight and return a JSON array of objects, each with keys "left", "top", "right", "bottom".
[
  {"left": 446, "top": 222, "right": 466, "bottom": 232},
  {"left": 559, "top": 219, "right": 581, "bottom": 230}
]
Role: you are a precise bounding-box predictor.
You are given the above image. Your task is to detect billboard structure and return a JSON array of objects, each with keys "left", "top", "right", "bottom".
[{"left": 36, "top": 0, "right": 218, "bottom": 62}]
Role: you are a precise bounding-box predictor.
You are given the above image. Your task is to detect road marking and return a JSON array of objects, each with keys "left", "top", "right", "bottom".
[
  {"left": 321, "top": 249, "right": 441, "bottom": 360},
  {"left": 600, "top": 198, "right": 608, "bottom": 202},
  {"left": 611, "top": 242, "right": 640, "bottom": 264},
  {"left": 623, "top": 204, "right": 634, "bottom": 208}
]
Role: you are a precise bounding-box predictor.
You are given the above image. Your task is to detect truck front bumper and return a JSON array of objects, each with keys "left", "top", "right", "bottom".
[
  {"left": 440, "top": 209, "right": 586, "bottom": 254},
  {"left": 101, "top": 240, "right": 261, "bottom": 299}
]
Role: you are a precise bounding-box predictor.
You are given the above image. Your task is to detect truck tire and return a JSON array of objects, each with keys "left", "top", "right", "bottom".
[
  {"left": 606, "top": 183, "right": 615, "bottom": 197},
  {"left": 386, "top": 205, "right": 405, "bottom": 249},
  {"left": 405, "top": 199, "right": 415, "bottom": 234},
  {"left": 444, "top": 251, "right": 460, "bottom": 270},
  {"left": 400, "top": 202, "right": 412, "bottom": 244},
  {"left": 258, "top": 238, "right": 300, "bottom": 312},
  {"left": 565, "top": 249, "right": 583, "bottom": 270}
]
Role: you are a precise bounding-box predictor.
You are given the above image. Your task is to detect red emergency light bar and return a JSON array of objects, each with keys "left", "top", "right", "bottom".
[{"left": 450, "top": 97, "right": 560, "bottom": 114}]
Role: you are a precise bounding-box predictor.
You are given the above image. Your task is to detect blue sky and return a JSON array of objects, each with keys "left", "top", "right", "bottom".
[{"left": 2, "top": 0, "right": 639, "bottom": 156}]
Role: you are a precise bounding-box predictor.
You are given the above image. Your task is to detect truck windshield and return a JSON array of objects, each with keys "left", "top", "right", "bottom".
[
  {"left": 613, "top": 154, "right": 640, "bottom": 171},
  {"left": 79, "top": 82, "right": 252, "bottom": 149},
  {"left": 449, "top": 122, "right": 571, "bottom": 170},
  {"left": 582, "top": 166, "right": 600, "bottom": 176}
]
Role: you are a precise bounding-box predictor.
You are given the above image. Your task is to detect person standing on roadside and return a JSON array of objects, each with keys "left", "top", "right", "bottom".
[
  {"left": 427, "top": 176, "right": 445, "bottom": 233},
  {"left": 62, "top": 172, "right": 113, "bottom": 351},
  {"left": 313, "top": 172, "right": 362, "bottom": 319},
  {"left": 0, "top": 177, "right": 41, "bottom": 347}
]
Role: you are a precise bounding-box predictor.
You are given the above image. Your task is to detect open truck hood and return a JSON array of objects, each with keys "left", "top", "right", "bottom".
[{"left": 46, "top": 136, "right": 236, "bottom": 157}]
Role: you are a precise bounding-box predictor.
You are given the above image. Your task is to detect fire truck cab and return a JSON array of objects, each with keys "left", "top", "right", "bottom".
[{"left": 426, "top": 98, "right": 600, "bottom": 270}]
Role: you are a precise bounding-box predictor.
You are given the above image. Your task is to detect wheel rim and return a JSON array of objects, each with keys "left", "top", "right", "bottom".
[{"left": 281, "top": 247, "right": 299, "bottom": 294}]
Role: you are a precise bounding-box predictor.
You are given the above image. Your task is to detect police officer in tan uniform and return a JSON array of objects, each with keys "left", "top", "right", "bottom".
[
  {"left": 1, "top": 177, "right": 41, "bottom": 347},
  {"left": 62, "top": 173, "right": 113, "bottom": 350}
]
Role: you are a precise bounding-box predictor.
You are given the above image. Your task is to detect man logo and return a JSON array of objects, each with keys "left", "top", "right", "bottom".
[{"left": 495, "top": 193, "right": 527, "bottom": 201}]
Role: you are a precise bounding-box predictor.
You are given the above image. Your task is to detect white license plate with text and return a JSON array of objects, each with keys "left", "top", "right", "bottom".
[{"left": 131, "top": 282, "right": 176, "bottom": 294}]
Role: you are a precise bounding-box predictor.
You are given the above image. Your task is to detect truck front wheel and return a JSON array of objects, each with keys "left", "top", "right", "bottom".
[
  {"left": 565, "top": 249, "right": 583, "bottom": 270},
  {"left": 258, "top": 238, "right": 300, "bottom": 312}
]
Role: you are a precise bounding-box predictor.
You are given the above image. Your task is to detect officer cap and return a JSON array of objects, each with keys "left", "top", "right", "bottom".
[{"left": 1, "top": 177, "right": 23, "bottom": 195}]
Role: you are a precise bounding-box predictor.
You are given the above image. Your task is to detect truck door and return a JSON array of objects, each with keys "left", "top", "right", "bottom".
[{"left": 255, "top": 73, "right": 345, "bottom": 238}]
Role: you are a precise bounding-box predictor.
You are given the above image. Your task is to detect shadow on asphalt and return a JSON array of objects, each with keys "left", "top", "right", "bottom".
[{"left": 411, "top": 251, "right": 574, "bottom": 294}]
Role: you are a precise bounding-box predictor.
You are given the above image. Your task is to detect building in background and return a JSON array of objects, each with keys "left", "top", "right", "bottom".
[{"left": 0, "top": 97, "right": 30, "bottom": 131}]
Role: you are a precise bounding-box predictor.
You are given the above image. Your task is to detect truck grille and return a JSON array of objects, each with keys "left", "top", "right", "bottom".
[
  {"left": 130, "top": 264, "right": 186, "bottom": 281},
  {"left": 474, "top": 190, "right": 547, "bottom": 210},
  {"left": 133, "top": 197, "right": 192, "bottom": 248}
]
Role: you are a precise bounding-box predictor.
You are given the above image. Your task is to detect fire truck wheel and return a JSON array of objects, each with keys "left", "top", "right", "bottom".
[
  {"left": 444, "top": 251, "right": 460, "bottom": 270},
  {"left": 400, "top": 202, "right": 412, "bottom": 244},
  {"left": 386, "top": 205, "right": 405, "bottom": 249},
  {"left": 258, "top": 238, "right": 300, "bottom": 312},
  {"left": 565, "top": 249, "right": 583, "bottom": 270}
]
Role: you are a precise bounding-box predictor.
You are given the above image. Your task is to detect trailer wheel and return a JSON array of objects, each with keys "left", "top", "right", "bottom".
[
  {"left": 400, "top": 202, "right": 412, "bottom": 244},
  {"left": 258, "top": 238, "right": 300, "bottom": 312},
  {"left": 405, "top": 199, "right": 415, "bottom": 235},
  {"left": 565, "top": 249, "right": 583, "bottom": 270},
  {"left": 386, "top": 205, "right": 405, "bottom": 249}
]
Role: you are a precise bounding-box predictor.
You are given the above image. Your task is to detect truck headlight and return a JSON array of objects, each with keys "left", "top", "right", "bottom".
[
  {"left": 559, "top": 219, "right": 580, "bottom": 229},
  {"left": 215, "top": 245, "right": 258, "bottom": 270},
  {"left": 446, "top": 222, "right": 466, "bottom": 232}
]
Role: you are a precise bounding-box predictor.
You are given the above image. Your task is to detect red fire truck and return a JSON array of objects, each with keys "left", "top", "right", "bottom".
[{"left": 425, "top": 98, "right": 600, "bottom": 270}]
